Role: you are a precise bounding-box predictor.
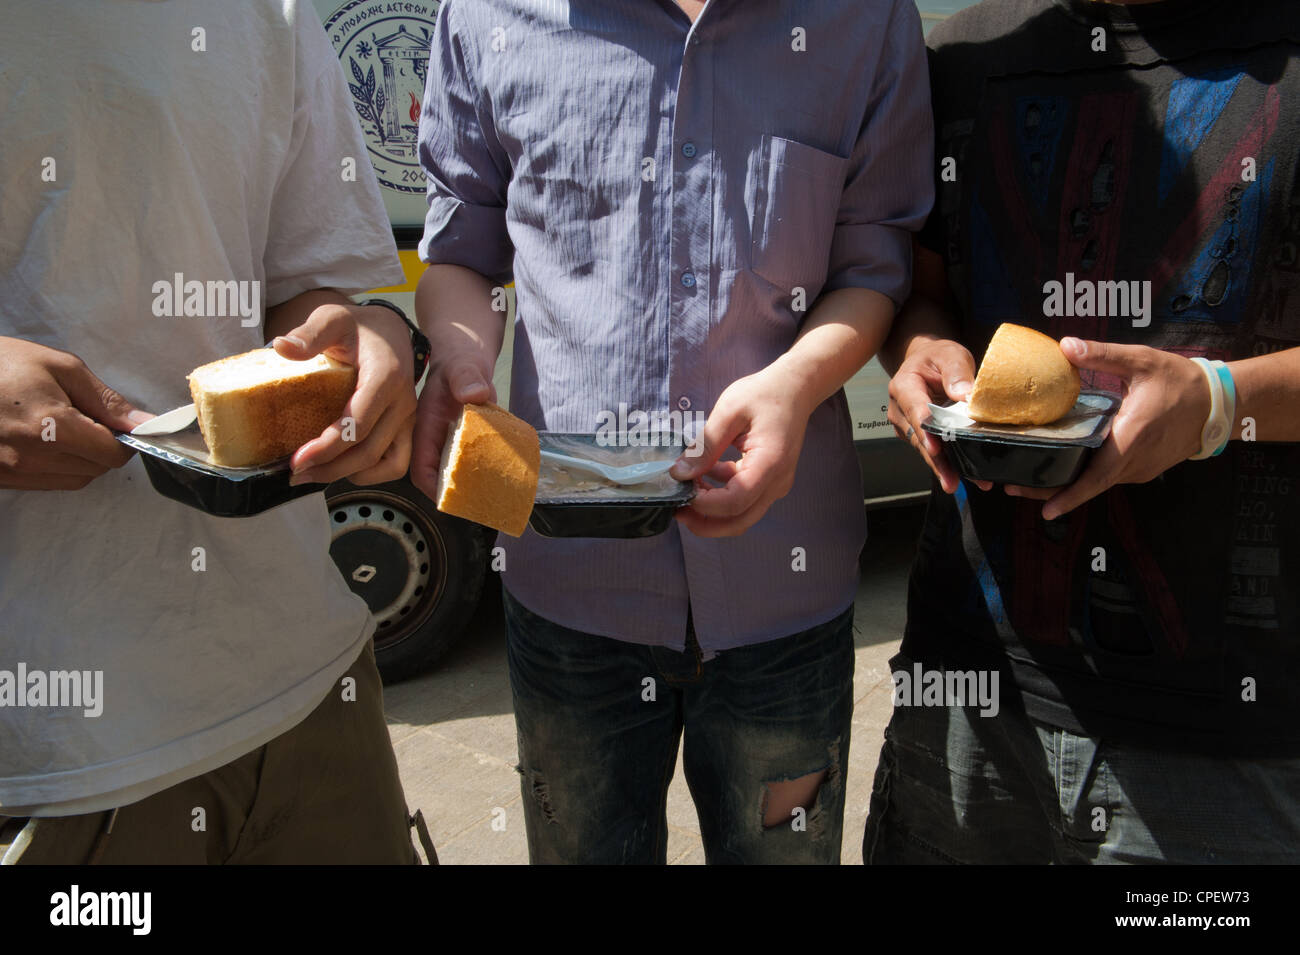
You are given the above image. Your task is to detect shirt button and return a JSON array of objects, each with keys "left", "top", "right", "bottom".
[
  {"left": 681, "top": 141, "right": 697, "bottom": 159},
  {"left": 680, "top": 271, "right": 696, "bottom": 288},
  {"left": 677, "top": 396, "right": 691, "bottom": 411}
]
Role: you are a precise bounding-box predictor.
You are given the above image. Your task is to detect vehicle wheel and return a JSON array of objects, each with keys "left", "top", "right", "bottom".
[{"left": 324, "top": 477, "right": 491, "bottom": 684}]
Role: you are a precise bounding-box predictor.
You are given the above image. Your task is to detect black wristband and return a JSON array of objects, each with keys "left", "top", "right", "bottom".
[{"left": 358, "top": 298, "right": 431, "bottom": 384}]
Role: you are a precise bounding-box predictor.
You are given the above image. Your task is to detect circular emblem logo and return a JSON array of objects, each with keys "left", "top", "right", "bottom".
[{"left": 322, "top": 0, "right": 440, "bottom": 195}]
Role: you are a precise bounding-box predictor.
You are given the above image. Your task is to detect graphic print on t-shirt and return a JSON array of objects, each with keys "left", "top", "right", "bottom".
[
  {"left": 967, "top": 63, "right": 1283, "bottom": 354},
  {"left": 945, "top": 56, "right": 1300, "bottom": 650}
]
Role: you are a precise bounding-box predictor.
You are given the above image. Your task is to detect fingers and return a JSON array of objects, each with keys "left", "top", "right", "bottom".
[
  {"left": 291, "top": 402, "right": 411, "bottom": 486},
  {"left": 1040, "top": 441, "right": 1122, "bottom": 520},
  {"left": 1004, "top": 438, "right": 1120, "bottom": 518},
  {"left": 410, "top": 391, "right": 450, "bottom": 500},
  {"left": 887, "top": 341, "right": 978, "bottom": 495},
  {"left": 1003, "top": 484, "right": 1056, "bottom": 501},
  {"left": 675, "top": 439, "right": 796, "bottom": 537},
  {"left": 50, "top": 356, "right": 151, "bottom": 433},
  {"left": 0, "top": 434, "right": 115, "bottom": 488},
  {"left": 13, "top": 454, "right": 109, "bottom": 477},
  {"left": 408, "top": 357, "right": 497, "bottom": 500},
  {"left": 675, "top": 481, "right": 784, "bottom": 538},
  {"left": 290, "top": 366, "right": 394, "bottom": 472},
  {"left": 0, "top": 343, "right": 137, "bottom": 489},
  {"left": 29, "top": 408, "right": 135, "bottom": 471},
  {"left": 889, "top": 371, "right": 943, "bottom": 453},
  {"left": 284, "top": 306, "right": 421, "bottom": 477},
  {"left": 682, "top": 458, "right": 769, "bottom": 520},
  {"left": 888, "top": 390, "right": 961, "bottom": 493},
  {"left": 702, "top": 459, "right": 739, "bottom": 485},
  {"left": 343, "top": 413, "right": 415, "bottom": 486},
  {"left": 669, "top": 401, "right": 744, "bottom": 482}
]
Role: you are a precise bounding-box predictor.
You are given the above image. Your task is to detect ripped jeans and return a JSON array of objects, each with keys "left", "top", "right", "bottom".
[{"left": 503, "top": 588, "right": 855, "bottom": 864}]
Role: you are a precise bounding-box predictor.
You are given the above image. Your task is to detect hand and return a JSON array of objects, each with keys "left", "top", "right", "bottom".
[
  {"left": 274, "top": 304, "right": 417, "bottom": 486},
  {"left": 887, "top": 336, "right": 991, "bottom": 494},
  {"left": 0, "top": 337, "right": 148, "bottom": 490},
  {"left": 1005, "top": 338, "right": 1209, "bottom": 520},
  {"left": 409, "top": 347, "right": 496, "bottom": 501},
  {"left": 669, "top": 365, "right": 813, "bottom": 537}
]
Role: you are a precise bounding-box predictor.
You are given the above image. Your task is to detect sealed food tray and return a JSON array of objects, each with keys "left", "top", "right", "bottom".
[
  {"left": 116, "top": 427, "right": 326, "bottom": 517},
  {"left": 529, "top": 433, "right": 696, "bottom": 539},
  {"left": 921, "top": 390, "right": 1121, "bottom": 489}
]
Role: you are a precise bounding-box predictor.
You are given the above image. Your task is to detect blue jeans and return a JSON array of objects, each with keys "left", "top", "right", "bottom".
[
  {"left": 863, "top": 653, "right": 1300, "bottom": 864},
  {"left": 503, "top": 588, "right": 855, "bottom": 864}
]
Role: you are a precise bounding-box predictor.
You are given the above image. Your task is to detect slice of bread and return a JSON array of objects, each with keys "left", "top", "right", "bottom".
[
  {"left": 188, "top": 349, "right": 356, "bottom": 467},
  {"left": 436, "top": 403, "right": 539, "bottom": 537},
  {"left": 968, "top": 323, "right": 1081, "bottom": 426}
]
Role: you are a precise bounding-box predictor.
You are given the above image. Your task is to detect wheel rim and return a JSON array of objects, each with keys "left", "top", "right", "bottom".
[{"left": 326, "top": 488, "right": 449, "bottom": 652}]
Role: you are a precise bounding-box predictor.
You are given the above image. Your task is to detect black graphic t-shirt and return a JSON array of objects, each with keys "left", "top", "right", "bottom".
[{"left": 908, "top": 0, "right": 1300, "bottom": 753}]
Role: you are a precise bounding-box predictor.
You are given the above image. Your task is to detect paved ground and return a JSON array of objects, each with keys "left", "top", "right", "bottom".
[{"left": 383, "top": 504, "right": 925, "bottom": 865}]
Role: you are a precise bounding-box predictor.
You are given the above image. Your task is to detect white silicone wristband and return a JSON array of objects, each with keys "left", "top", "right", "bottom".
[{"left": 1189, "top": 357, "right": 1230, "bottom": 460}]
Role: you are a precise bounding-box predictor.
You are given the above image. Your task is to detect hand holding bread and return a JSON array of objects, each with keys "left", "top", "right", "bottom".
[
  {"left": 1005, "top": 338, "right": 1210, "bottom": 520},
  {"left": 887, "top": 335, "right": 984, "bottom": 494},
  {"left": 269, "top": 301, "right": 418, "bottom": 486},
  {"left": 188, "top": 349, "right": 357, "bottom": 468},
  {"left": 410, "top": 346, "right": 497, "bottom": 504}
]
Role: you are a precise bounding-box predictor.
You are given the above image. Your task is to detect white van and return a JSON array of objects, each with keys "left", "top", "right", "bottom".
[{"left": 312, "top": 0, "right": 949, "bottom": 681}]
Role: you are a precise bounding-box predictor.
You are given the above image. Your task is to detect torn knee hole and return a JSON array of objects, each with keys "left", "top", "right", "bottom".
[
  {"left": 517, "top": 766, "right": 558, "bottom": 824},
  {"left": 761, "top": 768, "right": 828, "bottom": 830}
]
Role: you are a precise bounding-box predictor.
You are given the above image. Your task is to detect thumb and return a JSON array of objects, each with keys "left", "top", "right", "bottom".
[
  {"left": 446, "top": 361, "right": 494, "bottom": 405},
  {"left": 53, "top": 362, "right": 151, "bottom": 432},
  {"left": 937, "top": 345, "right": 977, "bottom": 401},
  {"left": 1059, "top": 337, "right": 1142, "bottom": 379},
  {"left": 670, "top": 403, "right": 742, "bottom": 481},
  {"left": 945, "top": 372, "right": 974, "bottom": 402},
  {"left": 273, "top": 307, "right": 359, "bottom": 365}
]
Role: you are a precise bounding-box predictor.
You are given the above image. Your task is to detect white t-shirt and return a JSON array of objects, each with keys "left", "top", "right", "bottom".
[{"left": 0, "top": 0, "right": 405, "bottom": 815}]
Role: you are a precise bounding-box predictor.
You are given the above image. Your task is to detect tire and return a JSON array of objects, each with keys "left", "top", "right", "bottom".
[{"left": 324, "top": 477, "right": 491, "bottom": 684}]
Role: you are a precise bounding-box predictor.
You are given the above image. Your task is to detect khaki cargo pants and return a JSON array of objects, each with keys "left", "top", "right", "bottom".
[{"left": 1, "top": 641, "right": 432, "bottom": 864}]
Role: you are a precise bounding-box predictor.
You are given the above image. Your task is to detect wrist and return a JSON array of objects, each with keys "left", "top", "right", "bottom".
[
  {"left": 765, "top": 353, "right": 825, "bottom": 419},
  {"left": 1187, "top": 357, "right": 1235, "bottom": 460},
  {"left": 356, "top": 299, "right": 430, "bottom": 383}
]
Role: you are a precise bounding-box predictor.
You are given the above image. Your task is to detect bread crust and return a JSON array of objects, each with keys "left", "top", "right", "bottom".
[
  {"left": 188, "top": 351, "right": 356, "bottom": 468},
  {"left": 968, "top": 324, "right": 1081, "bottom": 426},
  {"left": 435, "top": 403, "right": 540, "bottom": 537}
]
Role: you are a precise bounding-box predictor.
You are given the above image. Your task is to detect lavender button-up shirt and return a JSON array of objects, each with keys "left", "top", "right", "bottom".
[{"left": 418, "top": 0, "right": 933, "bottom": 651}]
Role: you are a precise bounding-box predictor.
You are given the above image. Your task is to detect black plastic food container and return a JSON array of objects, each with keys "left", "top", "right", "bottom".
[
  {"left": 529, "top": 433, "right": 695, "bottom": 539},
  {"left": 116, "top": 429, "right": 327, "bottom": 517},
  {"left": 921, "top": 391, "right": 1121, "bottom": 488}
]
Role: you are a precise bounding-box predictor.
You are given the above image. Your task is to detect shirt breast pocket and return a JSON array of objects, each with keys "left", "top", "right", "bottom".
[{"left": 748, "top": 134, "right": 849, "bottom": 296}]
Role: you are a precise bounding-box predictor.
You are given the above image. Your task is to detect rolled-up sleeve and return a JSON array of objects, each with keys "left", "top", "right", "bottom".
[
  {"left": 822, "top": 0, "right": 935, "bottom": 308},
  {"left": 417, "top": 1, "right": 514, "bottom": 284}
]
